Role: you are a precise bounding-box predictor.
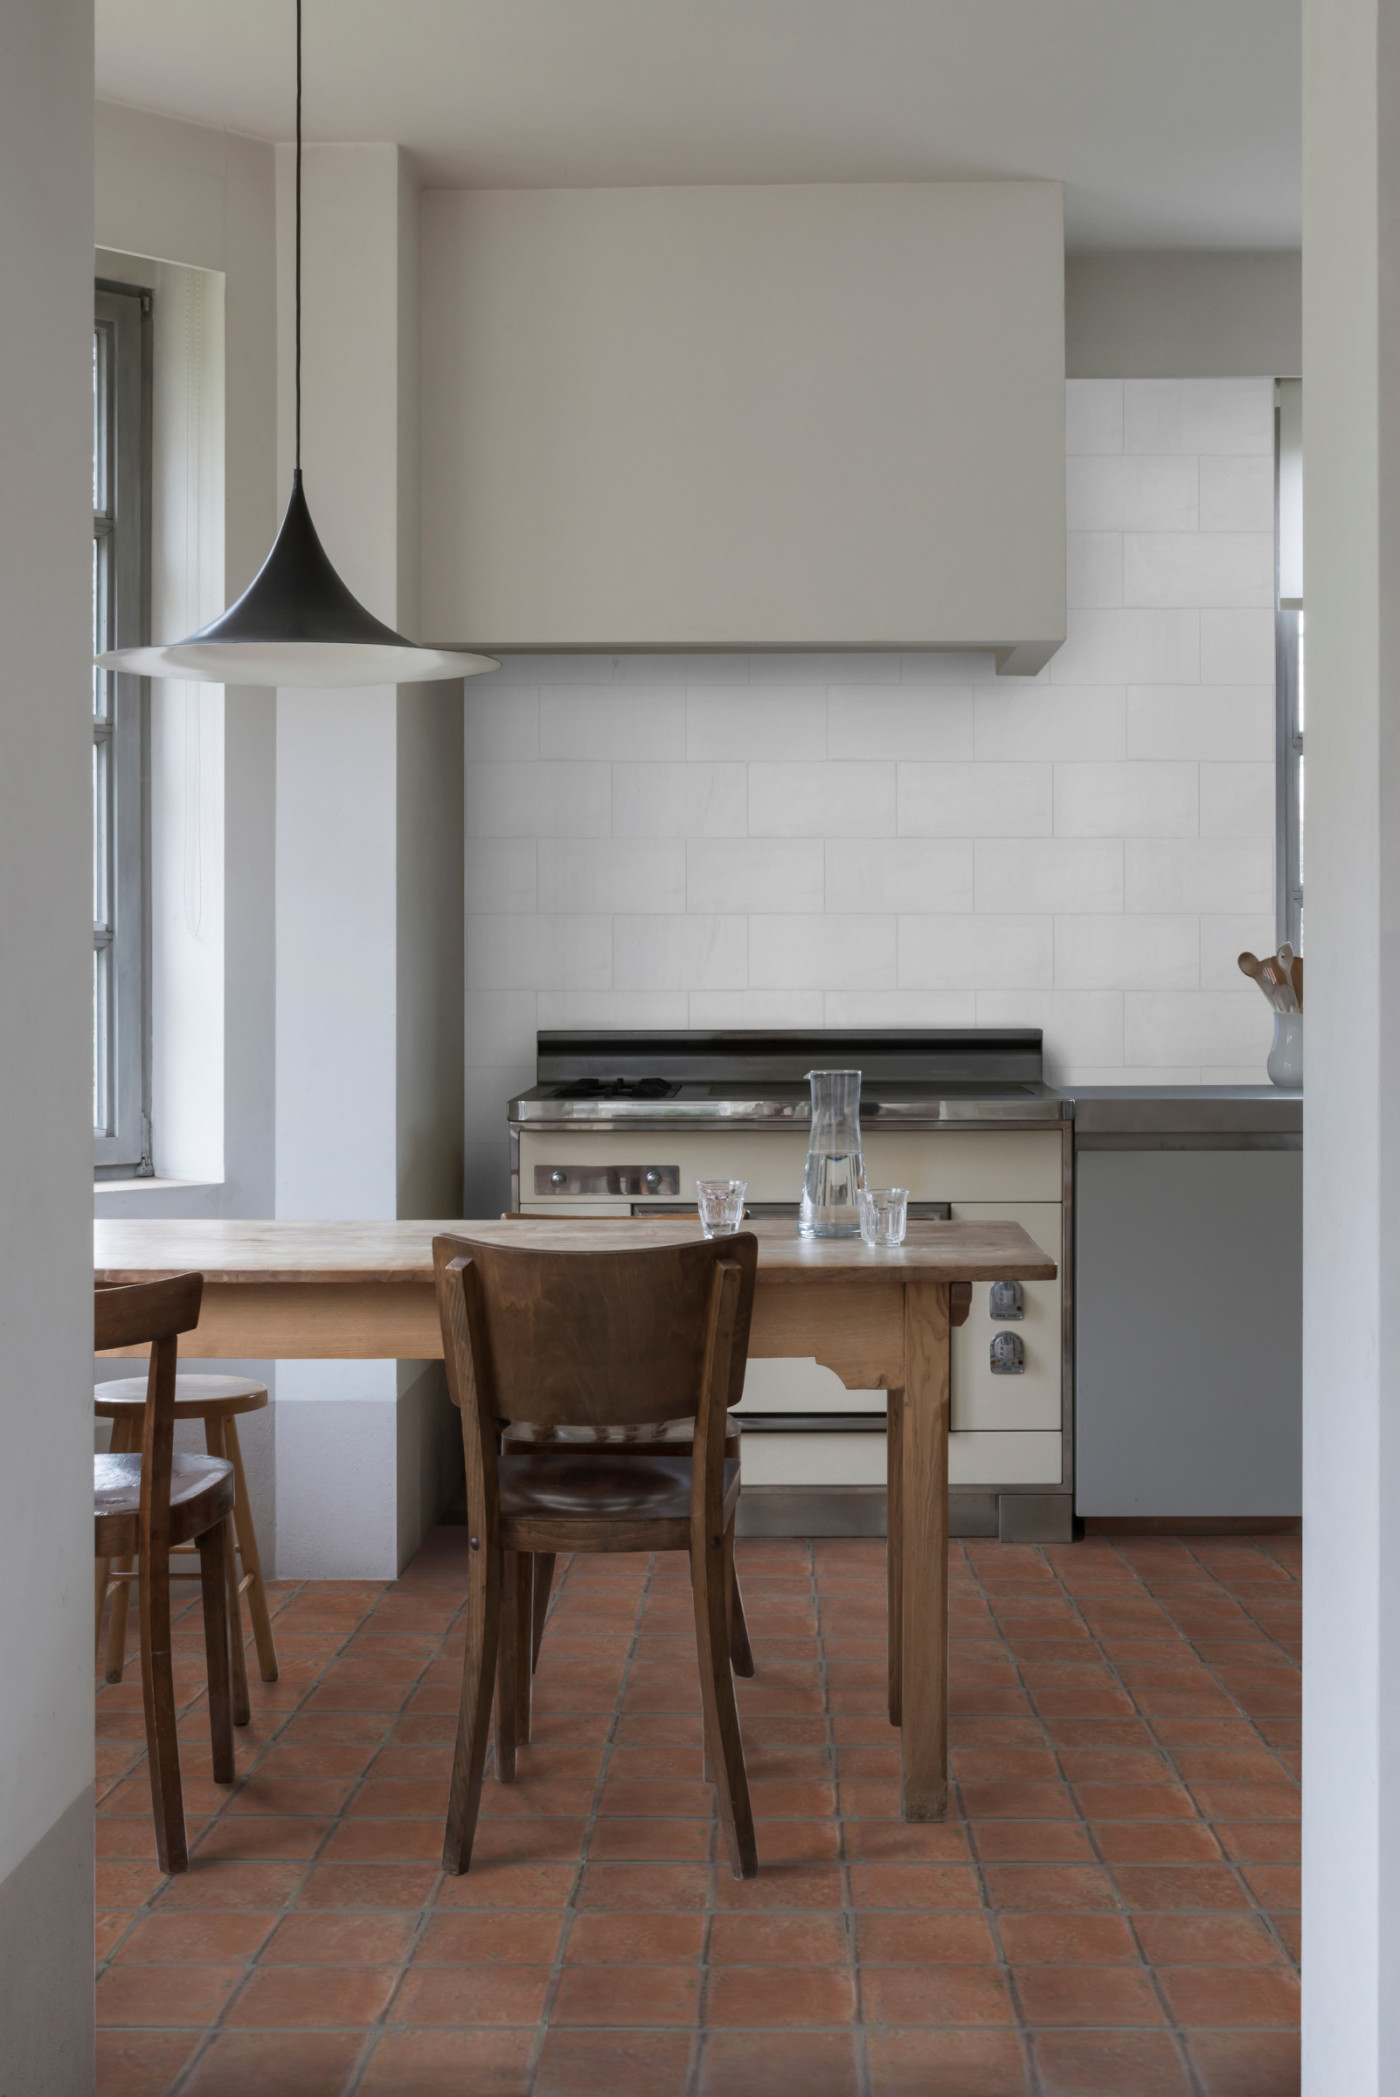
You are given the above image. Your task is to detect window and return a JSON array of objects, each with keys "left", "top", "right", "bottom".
[
  {"left": 1276, "top": 378, "right": 1303, "bottom": 951},
  {"left": 93, "top": 281, "right": 152, "bottom": 1175}
]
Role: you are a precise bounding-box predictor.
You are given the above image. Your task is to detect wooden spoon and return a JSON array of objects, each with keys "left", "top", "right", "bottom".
[
  {"left": 1238, "top": 952, "right": 1281, "bottom": 1008},
  {"left": 1291, "top": 955, "right": 1303, "bottom": 1011}
]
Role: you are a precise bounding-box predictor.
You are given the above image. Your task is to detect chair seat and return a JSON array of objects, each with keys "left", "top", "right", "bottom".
[
  {"left": 499, "top": 1452, "right": 740, "bottom": 1537},
  {"left": 95, "top": 1373, "right": 268, "bottom": 1420},
  {"left": 95, "top": 1452, "right": 235, "bottom": 1558},
  {"left": 502, "top": 1414, "right": 741, "bottom": 1460}
]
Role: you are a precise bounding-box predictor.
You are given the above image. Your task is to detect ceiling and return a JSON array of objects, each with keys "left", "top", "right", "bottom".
[{"left": 95, "top": 0, "right": 1301, "bottom": 251}]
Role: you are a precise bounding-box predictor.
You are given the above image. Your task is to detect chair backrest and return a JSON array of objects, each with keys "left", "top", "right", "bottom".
[
  {"left": 95, "top": 1274, "right": 204, "bottom": 1554},
  {"left": 432, "top": 1230, "right": 757, "bottom": 1431}
]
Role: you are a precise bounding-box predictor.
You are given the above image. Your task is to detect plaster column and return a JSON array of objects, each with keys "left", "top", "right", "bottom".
[
  {"left": 1302, "top": 2, "right": 1400, "bottom": 2086},
  {"left": 0, "top": 1, "right": 96, "bottom": 2086},
  {"left": 274, "top": 145, "right": 463, "bottom": 1576}
]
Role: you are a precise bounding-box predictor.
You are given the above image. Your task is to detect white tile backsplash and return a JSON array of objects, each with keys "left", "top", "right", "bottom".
[
  {"left": 974, "top": 838, "right": 1124, "bottom": 915},
  {"left": 975, "top": 688, "right": 1126, "bottom": 763},
  {"left": 538, "top": 837, "right": 686, "bottom": 914},
  {"left": 898, "top": 763, "right": 1052, "bottom": 839},
  {"left": 899, "top": 915, "right": 1054, "bottom": 991},
  {"left": 540, "top": 686, "right": 685, "bottom": 760},
  {"left": 685, "top": 688, "right": 826, "bottom": 761},
  {"left": 613, "top": 914, "right": 748, "bottom": 991},
  {"left": 1125, "top": 838, "right": 1275, "bottom": 916},
  {"left": 748, "top": 761, "right": 896, "bottom": 837},
  {"left": 1067, "top": 532, "right": 1124, "bottom": 609},
  {"left": 462, "top": 378, "right": 1279, "bottom": 1185},
  {"left": 827, "top": 687, "right": 975, "bottom": 761},
  {"left": 1065, "top": 380, "right": 1124, "bottom": 456},
  {"left": 1050, "top": 607, "right": 1201, "bottom": 687},
  {"left": 1122, "top": 456, "right": 1200, "bottom": 532},
  {"left": 1053, "top": 762, "right": 1199, "bottom": 839},
  {"left": 1199, "top": 609, "right": 1277, "bottom": 685},
  {"left": 612, "top": 761, "right": 747, "bottom": 837},
  {"left": 1123, "top": 532, "right": 1274, "bottom": 610},
  {"left": 687, "top": 837, "right": 825, "bottom": 915},
  {"left": 1199, "top": 454, "right": 1275, "bottom": 533},
  {"left": 825, "top": 837, "right": 974, "bottom": 915},
  {"left": 1199, "top": 763, "right": 1276, "bottom": 839},
  {"left": 749, "top": 914, "right": 898, "bottom": 991},
  {"left": 1125, "top": 686, "right": 1275, "bottom": 762},
  {"left": 1122, "top": 379, "right": 1274, "bottom": 458}
]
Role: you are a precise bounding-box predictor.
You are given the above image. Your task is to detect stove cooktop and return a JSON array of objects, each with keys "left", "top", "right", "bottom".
[{"left": 511, "top": 1031, "right": 1070, "bottom": 1127}]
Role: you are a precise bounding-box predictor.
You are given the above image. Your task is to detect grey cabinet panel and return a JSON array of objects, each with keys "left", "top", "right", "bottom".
[{"left": 1075, "top": 1150, "right": 1301, "bottom": 1517}]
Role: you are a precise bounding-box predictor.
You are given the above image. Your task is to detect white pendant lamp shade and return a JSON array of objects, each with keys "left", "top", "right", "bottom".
[
  {"left": 95, "top": 1, "right": 498, "bottom": 694},
  {"left": 96, "top": 471, "right": 497, "bottom": 688}
]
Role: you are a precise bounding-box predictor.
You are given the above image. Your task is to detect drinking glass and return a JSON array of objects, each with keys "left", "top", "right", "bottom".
[
  {"left": 860, "top": 1187, "right": 909, "bottom": 1249},
  {"left": 696, "top": 1179, "right": 747, "bottom": 1237}
]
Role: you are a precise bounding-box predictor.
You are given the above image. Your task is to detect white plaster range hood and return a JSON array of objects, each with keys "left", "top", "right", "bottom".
[{"left": 420, "top": 181, "right": 1067, "bottom": 674}]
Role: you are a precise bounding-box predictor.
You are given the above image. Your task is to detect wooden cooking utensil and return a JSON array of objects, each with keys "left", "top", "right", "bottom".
[
  {"left": 1291, "top": 955, "right": 1303, "bottom": 1010},
  {"left": 1238, "top": 952, "right": 1279, "bottom": 1007},
  {"left": 1261, "top": 957, "right": 1295, "bottom": 1010}
]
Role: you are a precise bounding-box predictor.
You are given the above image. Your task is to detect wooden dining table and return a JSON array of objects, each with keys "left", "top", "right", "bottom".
[{"left": 95, "top": 1214, "right": 1056, "bottom": 1820}]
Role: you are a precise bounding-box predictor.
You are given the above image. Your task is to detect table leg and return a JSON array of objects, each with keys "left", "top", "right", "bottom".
[{"left": 899, "top": 1280, "right": 950, "bottom": 1819}]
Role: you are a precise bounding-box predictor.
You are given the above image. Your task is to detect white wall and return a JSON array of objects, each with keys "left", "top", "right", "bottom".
[
  {"left": 421, "top": 181, "right": 1066, "bottom": 667},
  {"left": 92, "top": 103, "right": 279, "bottom": 1220},
  {"left": 1300, "top": 0, "right": 1398, "bottom": 2087},
  {"left": 0, "top": 0, "right": 96, "bottom": 2086},
  {"left": 461, "top": 375, "right": 1278, "bottom": 1208}
]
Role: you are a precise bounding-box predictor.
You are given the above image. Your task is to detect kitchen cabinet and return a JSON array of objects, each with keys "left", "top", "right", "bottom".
[{"left": 1073, "top": 1090, "right": 1302, "bottom": 1519}]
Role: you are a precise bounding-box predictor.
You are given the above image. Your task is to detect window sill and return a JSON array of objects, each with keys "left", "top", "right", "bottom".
[{"left": 94, "top": 1177, "right": 222, "bottom": 1195}]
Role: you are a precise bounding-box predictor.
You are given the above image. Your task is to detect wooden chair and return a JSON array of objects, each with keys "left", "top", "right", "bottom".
[
  {"left": 495, "top": 1215, "right": 752, "bottom": 1678},
  {"left": 433, "top": 1227, "right": 760, "bottom": 1879},
  {"left": 95, "top": 1374, "right": 278, "bottom": 1710},
  {"left": 93, "top": 1276, "right": 239, "bottom": 1875}
]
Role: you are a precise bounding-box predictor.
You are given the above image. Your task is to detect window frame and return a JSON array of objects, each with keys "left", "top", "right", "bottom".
[
  {"left": 93, "top": 279, "right": 153, "bottom": 1177},
  {"left": 1274, "top": 378, "right": 1303, "bottom": 953}
]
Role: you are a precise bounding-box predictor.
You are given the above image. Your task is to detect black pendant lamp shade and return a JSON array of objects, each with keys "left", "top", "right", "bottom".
[
  {"left": 96, "top": 0, "right": 496, "bottom": 693},
  {"left": 99, "top": 470, "right": 496, "bottom": 688}
]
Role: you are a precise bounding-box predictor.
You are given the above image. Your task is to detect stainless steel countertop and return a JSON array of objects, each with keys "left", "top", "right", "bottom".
[{"left": 1067, "top": 1085, "right": 1302, "bottom": 1144}]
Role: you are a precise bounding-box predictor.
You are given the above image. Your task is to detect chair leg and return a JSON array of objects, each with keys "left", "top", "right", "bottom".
[
  {"left": 442, "top": 1534, "right": 501, "bottom": 1873},
  {"left": 139, "top": 1542, "right": 187, "bottom": 1875},
  {"left": 224, "top": 1415, "right": 279, "bottom": 1683},
  {"left": 204, "top": 1416, "right": 251, "bottom": 1725},
  {"left": 530, "top": 1552, "right": 556, "bottom": 1672},
  {"left": 495, "top": 1550, "right": 526, "bottom": 1781},
  {"left": 886, "top": 1387, "right": 904, "bottom": 1728},
  {"left": 725, "top": 1520, "right": 755, "bottom": 1678},
  {"left": 692, "top": 1533, "right": 757, "bottom": 1879},
  {"left": 94, "top": 1557, "right": 112, "bottom": 1657},
  {"left": 103, "top": 1413, "right": 138, "bottom": 1683},
  {"left": 515, "top": 1556, "right": 533, "bottom": 1747},
  {"left": 197, "top": 1518, "right": 236, "bottom": 1786}
]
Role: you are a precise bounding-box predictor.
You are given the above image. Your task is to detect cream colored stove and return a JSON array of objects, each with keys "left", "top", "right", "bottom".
[{"left": 509, "top": 1029, "right": 1072, "bottom": 1542}]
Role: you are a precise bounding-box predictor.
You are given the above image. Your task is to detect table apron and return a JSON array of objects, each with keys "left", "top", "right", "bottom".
[{"left": 98, "top": 1275, "right": 916, "bottom": 1387}]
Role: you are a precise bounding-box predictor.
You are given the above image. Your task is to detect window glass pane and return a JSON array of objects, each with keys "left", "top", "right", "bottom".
[
  {"left": 92, "top": 739, "right": 110, "bottom": 928},
  {"left": 92, "top": 535, "right": 111, "bottom": 720},
  {"left": 92, "top": 325, "right": 105, "bottom": 512},
  {"left": 93, "top": 946, "right": 110, "bottom": 1135}
]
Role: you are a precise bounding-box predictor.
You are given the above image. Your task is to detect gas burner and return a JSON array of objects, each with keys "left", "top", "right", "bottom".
[{"left": 549, "top": 1077, "right": 679, "bottom": 1101}]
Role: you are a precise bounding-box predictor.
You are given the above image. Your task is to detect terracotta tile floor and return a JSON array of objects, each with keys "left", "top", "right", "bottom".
[{"left": 95, "top": 1529, "right": 1301, "bottom": 2096}]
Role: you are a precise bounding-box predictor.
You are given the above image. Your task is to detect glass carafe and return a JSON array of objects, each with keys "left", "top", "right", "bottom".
[{"left": 799, "top": 1069, "right": 866, "bottom": 1238}]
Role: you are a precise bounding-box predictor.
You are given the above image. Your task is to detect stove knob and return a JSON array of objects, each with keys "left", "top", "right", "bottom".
[
  {"left": 645, "top": 1169, "right": 662, "bottom": 1191},
  {"left": 550, "top": 1170, "right": 569, "bottom": 1189}
]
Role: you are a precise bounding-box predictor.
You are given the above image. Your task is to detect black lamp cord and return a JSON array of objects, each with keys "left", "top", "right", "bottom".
[{"left": 294, "top": 0, "right": 302, "bottom": 476}]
